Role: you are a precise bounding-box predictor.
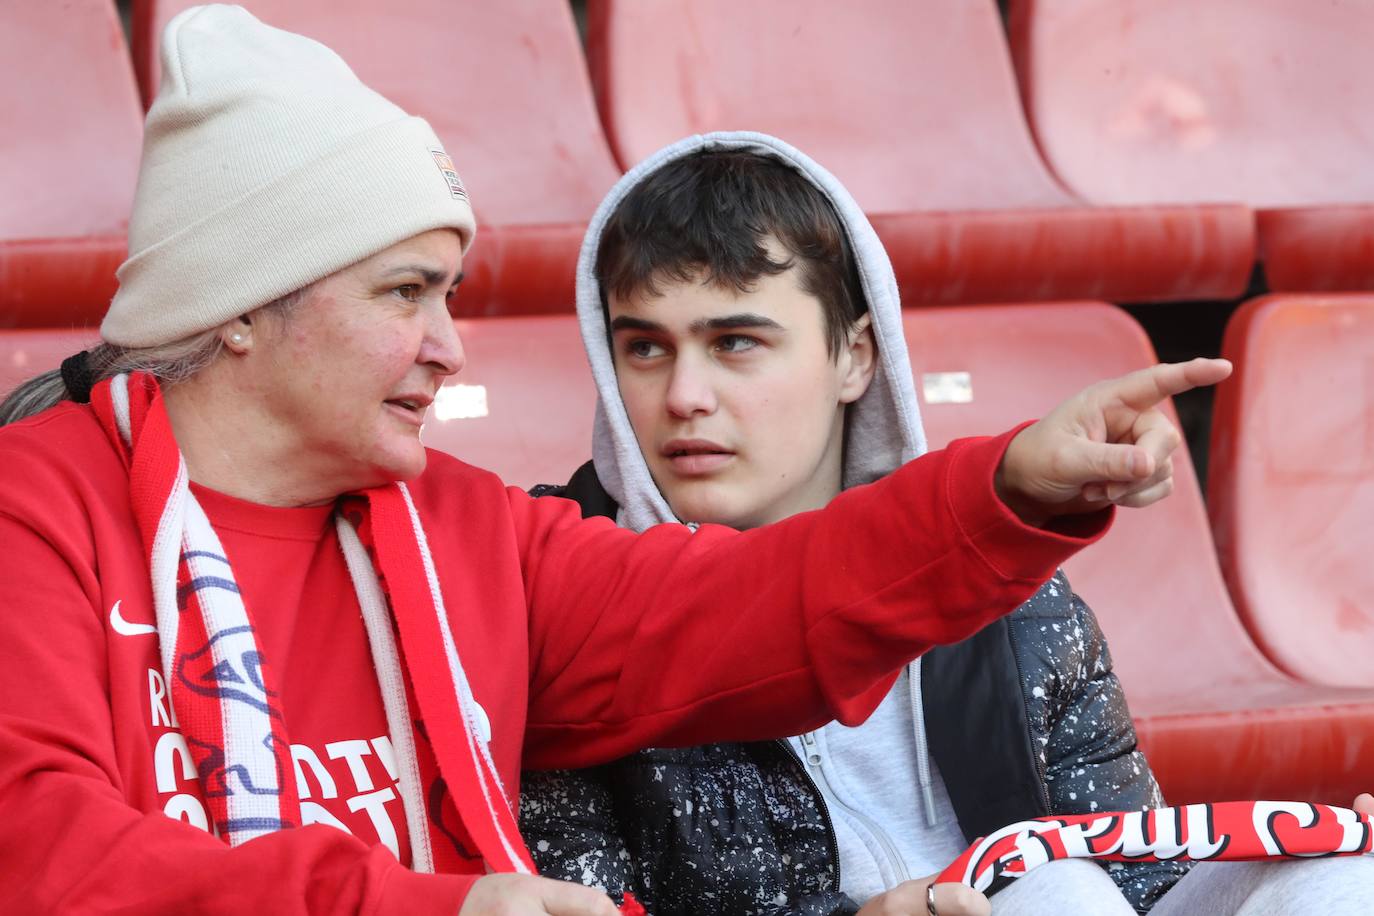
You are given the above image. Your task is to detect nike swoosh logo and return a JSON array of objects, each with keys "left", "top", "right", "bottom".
[{"left": 109, "top": 600, "right": 156, "bottom": 637}]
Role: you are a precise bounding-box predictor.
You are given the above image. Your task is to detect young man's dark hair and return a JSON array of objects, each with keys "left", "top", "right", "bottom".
[{"left": 594, "top": 149, "right": 867, "bottom": 358}]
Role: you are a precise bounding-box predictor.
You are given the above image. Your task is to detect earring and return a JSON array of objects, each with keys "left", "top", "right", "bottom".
[{"left": 229, "top": 332, "right": 245, "bottom": 345}]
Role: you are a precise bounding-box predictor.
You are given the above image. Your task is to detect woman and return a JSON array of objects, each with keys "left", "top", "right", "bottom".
[{"left": 0, "top": 6, "right": 1216, "bottom": 915}]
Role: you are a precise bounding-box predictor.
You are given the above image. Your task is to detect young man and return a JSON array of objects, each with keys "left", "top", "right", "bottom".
[{"left": 519, "top": 134, "right": 1374, "bottom": 915}]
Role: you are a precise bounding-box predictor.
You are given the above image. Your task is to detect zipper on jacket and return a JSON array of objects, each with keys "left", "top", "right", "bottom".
[
  {"left": 1008, "top": 637, "right": 1054, "bottom": 812},
  {"left": 796, "top": 732, "right": 913, "bottom": 886},
  {"left": 775, "top": 738, "right": 842, "bottom": 892}
]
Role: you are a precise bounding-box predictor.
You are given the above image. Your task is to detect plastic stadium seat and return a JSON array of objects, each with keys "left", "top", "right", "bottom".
[
  {"left": 0, "top": 330, "right": 102, "bottom": 402},
  {"left": 421, "top": 316, "right": 595, "bottom": 489},
  {"left": 1009, "top": 0, "right": 1374, "bottom": 292},
  {"left": 586, "top": 0, "right": 1254, "bottom": 306},
  {"left": 0, "top": 1, "right": 143, "bottom": 328},
  {"left": 1208, "top": 295, "right": 1374, "bottom": 688},
  {"left": 132, "top": 0, "right": 622, "bottom": 317},
  {"left": 906, "top": 302, "right": 1374, "bottom": 804}
]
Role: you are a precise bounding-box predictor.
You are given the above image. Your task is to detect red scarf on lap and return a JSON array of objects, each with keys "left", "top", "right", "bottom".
[{"left": 939, "top": 800, "right": 1374, "bottom": 891}]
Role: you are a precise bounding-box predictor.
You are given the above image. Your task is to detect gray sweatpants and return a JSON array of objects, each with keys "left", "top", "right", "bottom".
[{"left": 989, "top": 855, "right": 1374, "bottom": 915}]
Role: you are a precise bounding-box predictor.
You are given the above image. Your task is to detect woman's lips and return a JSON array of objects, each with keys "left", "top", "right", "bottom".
[{"left": 384, "top": 399, "right": 428, "bottom": 427}]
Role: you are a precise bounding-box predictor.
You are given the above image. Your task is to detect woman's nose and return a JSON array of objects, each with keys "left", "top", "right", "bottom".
[{"left": 423, "top": 307, "right": 466, "bottom": 377}]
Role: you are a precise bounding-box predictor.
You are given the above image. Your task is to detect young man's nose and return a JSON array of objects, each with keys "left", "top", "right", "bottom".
[{"left": 664, "top": 357, "right": 717, "bottom": 418}]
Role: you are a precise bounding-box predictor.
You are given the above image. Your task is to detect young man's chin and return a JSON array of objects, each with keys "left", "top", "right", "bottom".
[{"left": 667, "top": 484, "right": 761, "bottom": 531}]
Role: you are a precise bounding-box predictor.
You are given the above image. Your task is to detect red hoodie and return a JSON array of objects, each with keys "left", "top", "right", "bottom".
[{"left": 0, "top": 402, "right": 1105, "bottom": 913}]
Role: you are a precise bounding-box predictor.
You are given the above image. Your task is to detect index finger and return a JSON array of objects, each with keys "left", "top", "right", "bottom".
[{"left": 1103, "top": 358, "right": 1233, "bottom": 410}]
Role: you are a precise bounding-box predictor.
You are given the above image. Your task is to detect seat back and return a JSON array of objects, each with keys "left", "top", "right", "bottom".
[
  {"left": 438, "top": 303, "right": 1278, "bottom": 708},
  {"left": 132, "top": 0, "right": 621, "bottom": 228},
  {"left": 1208, "top": 294, "right": 1374, "bottom": 687},
  {"left": 0, "top": 0, "right": 142, "bottom": 327},
  {"left": 0, "top": 330, "right": 103, "bottom": 403},
  {"left": 587, "top": 0, "right": 1072, "bottom": 211},
  {"left": 1008, "top": 0, "right": 1374, "bottom": 207},
  {"left": 423, "top": 316, "right": 595, "bottom": 489},
  {"left": 904, "top": 303, "right": 1265, "bottom": 710}
]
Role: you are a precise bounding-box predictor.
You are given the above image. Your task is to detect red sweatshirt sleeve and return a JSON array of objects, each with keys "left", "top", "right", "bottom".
[
  {"left": 518, "top": 430, "right": 1110, "bottom": 770},
  {"left": 0, "top": 485, "right": 476, "bottom": 912}
]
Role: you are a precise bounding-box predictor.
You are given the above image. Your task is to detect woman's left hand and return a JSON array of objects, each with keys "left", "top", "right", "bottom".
[
  {"left": 1354, "top": 793, "right": 1374, "bottom": 817},
  {"left": 855, "top": 875, "right": 990, "bottom": 916}
]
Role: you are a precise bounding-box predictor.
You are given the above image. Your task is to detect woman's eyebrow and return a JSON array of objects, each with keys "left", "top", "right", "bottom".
[
  {"left": 379, "top": 265, "right": 453, "bottom": 286},
  {"left": 689, "top": 313, "right": 784, "bottom": 333}
]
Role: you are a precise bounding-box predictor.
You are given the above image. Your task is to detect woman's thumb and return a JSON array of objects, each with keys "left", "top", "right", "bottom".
[{"left": 536, "top": 876, "right": 620, "bottom": 916}]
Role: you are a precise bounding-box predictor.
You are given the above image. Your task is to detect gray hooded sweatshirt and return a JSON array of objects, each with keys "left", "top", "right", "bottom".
[{"left": 575, "top": 131, "right": 969, "bottom": 903}]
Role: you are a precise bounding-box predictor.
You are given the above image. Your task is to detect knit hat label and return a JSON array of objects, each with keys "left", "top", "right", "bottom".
[{"left": 430, "top": 148, "right": 469, "bottom": 202}]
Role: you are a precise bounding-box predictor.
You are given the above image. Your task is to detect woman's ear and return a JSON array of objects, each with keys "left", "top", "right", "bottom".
[
  {"left": 220, "top": 314, "right": 254, "bottom": 354},
  {"left": 838, "top": 313, "right": 877, "bottom": 405}
]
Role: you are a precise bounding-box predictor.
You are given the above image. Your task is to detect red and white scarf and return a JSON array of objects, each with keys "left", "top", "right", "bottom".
[
  {"left": 92, "top": 372, "right": 535, "bottom": 875},
  {"left": 938, "top": 800, "right": 1374, "bottom": 891}
]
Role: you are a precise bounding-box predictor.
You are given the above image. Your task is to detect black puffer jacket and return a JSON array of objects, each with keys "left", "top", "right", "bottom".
[{"left": 520, "top": 464, "right": 1187, "bottom": 915}]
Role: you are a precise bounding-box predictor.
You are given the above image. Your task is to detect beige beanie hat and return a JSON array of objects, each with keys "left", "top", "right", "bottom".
[{"left": 102, "top": 4, "right": 477, "bottom": 347}]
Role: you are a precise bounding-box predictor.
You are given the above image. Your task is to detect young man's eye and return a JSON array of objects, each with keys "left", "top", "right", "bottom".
[
  {"left": 716, "top": 334, "right": 760, "bottom": 354},
  {"left": 395, "top": 284, "right": 423, "bottom": 302},
  {"left": 626, "top": 339, "right": 665, "bottom": 359}
]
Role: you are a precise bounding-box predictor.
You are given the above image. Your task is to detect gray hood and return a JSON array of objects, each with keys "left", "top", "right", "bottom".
[{"left": 575, "top": 131, "right": 927, "bottom": 532}]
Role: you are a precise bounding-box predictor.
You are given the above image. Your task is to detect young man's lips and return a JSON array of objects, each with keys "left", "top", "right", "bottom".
[
  {"left": 667, "top": 452, "right": 734, "bottom": 475},
  {"left": 661, "top": 440, "right": 735, "bottom": 475}
]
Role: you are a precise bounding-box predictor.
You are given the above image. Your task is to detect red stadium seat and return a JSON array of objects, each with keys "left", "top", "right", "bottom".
[
  {"left": 1009, "top": 0, "right": 1374, "bottom": 292},
  {"left": 0, "top": 330, "right": 102, "bottom": 402},
  {"left": 131, "top": 0, "right": 622, "bottom": 317},
  {"left": 586, "top": 0, "right": 1254, "bottom": 306},
  {"left": 0, "top": 1, "right": 142, "bottom": 328},
  {"left": 422, "top": 316, "right": 595, "bottom": 489},
  {"left": 906, "top": 302, "right": 1374, "bottom": 804},
  {"left": 1208, "top": 295, "right": 1374, "bottom": 687}
]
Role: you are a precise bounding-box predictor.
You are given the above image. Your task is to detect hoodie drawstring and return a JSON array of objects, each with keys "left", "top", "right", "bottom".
[{"left": 908, "top": 659, "right": 938, "bottom": 828}]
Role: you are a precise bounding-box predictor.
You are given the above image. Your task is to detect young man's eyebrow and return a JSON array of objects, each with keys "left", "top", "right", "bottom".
[
  {"left": 688, "top": 313, "right": 784, "bottom": 334},
  {"left": 609, "top": 316, "right": 667, "bottom": 333},
  {"left": 608, "top": 313, "right": 785, "bottom": 335}
]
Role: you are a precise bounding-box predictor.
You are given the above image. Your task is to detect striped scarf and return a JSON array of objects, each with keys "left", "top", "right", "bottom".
[
  {"left": 939, "top": 800, "right": 1374, "bottom": 891},
  {"left": 93, "top": 372, "right": 535, "bottom": 875}
]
